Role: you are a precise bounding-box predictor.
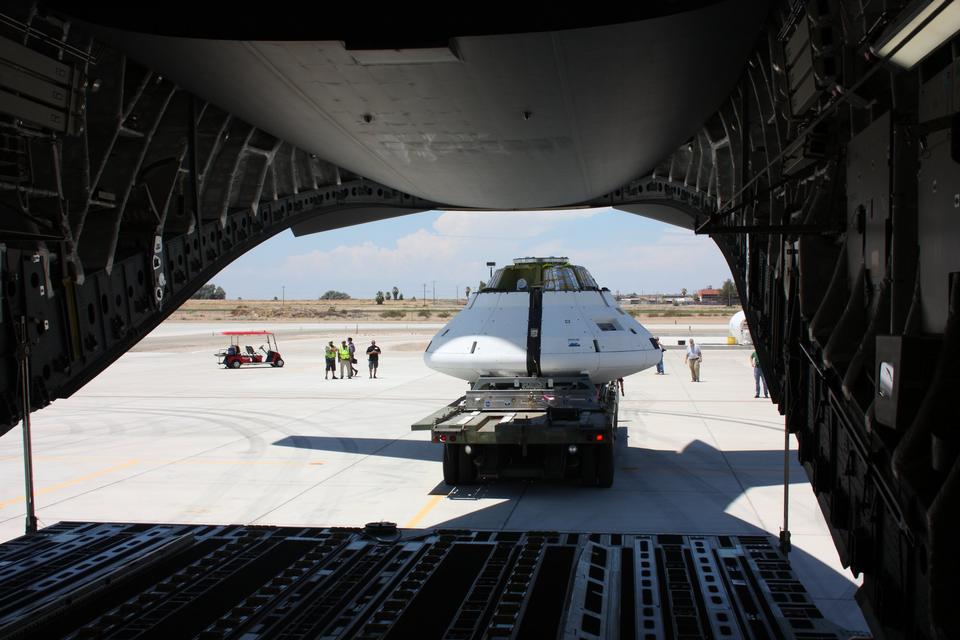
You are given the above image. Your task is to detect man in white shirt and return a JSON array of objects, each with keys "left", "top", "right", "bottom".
[{"left": 683, "top": 339, "right": 702, "bottom": 382}]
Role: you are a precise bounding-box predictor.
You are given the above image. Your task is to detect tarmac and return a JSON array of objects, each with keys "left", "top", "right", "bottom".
[{"left": 0, "top": 322, "right": 867, "bottom": 633}]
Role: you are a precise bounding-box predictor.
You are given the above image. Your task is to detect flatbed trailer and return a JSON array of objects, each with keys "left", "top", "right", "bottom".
[{"left": 412, "top": 375, "right": 618, "bottom": 487}]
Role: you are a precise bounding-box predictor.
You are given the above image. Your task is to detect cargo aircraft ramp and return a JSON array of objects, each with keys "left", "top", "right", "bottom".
[{"left": 1, "top": 1, "right": 958, "bottom": 637}]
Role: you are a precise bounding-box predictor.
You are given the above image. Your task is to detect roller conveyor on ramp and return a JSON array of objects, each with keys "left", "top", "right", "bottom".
[{"left": 0, "top": 522, "right": 859, "bottom": 639}]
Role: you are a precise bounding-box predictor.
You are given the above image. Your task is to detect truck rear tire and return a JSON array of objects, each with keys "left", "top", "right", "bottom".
[
  {"left": 442, "top": 443, "right": 459, "bottom": 485},
  {"left": 457, "top": 445, "right": 476, "bottom": 484},
  {"left": 596, "top": 443, "right": 614, "bottom": 488},
  {"left": 230, "top": 360, "right": 241, "bottom": 369},
  {"left": 580, "top": 447, "right": 597, "bottom": 486}
]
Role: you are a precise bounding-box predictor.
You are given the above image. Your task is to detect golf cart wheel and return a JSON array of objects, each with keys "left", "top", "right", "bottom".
[
  {"left": 596, "top": 443, "right": 614, "bottom": 488},
  {"left": 275, "top": 358, "right": 284, "bottom": 368},
  {"left": 442, "top": 443, "right": 459, "bottom": 485},
  {"left": 230, "top": 360, "right": 241, "bottom": 369}
]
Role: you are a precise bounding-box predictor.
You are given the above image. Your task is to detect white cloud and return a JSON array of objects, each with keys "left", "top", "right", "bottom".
[
  {"left": 253, "top": 209, "right": 609, "bottom": 298},
  {"left": 574, "top": 233, "right": 731, "bottom": 293},
  {"left": 284, "top": 229, "right": 463, "bottom": 275},
  {"left": 216, "top": 208, "right": 731, "bottom": 299},
  {"left": 432, "top": 209, "right": 603, "bottom": 239}
]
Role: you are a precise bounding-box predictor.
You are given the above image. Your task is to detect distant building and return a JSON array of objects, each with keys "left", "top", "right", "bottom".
[
  {"left": 697, "top": 288, "right": 722, "bottom": 304},
  {"left": 617, "top": 296, "right": 662, "bottom": 305}
]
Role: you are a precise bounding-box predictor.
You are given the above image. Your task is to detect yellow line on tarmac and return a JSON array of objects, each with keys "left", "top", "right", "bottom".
[
  {"left": 403, "top": 495, "right": 444, "bottom": 529},
  {"left": 0, "top": 459, "right": 140, "bottom": 510}
]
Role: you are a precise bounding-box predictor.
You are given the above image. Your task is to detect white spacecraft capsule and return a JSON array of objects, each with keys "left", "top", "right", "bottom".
[
  {"left": 728, "top": 310, "right": 752, "bottom": 345},
  {"left": 424, "top": 258, "right": 662, "bottom": 383}
]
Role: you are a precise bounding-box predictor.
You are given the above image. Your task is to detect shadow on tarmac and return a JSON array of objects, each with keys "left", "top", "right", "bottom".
[
  {"left": 272, "top": 431, "right": 864, "bottom": 630},
  {"left": 272, "top": 431, "right": 804, "bottom": 491}
]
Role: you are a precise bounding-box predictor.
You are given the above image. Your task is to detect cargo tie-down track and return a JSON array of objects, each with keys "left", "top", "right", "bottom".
[{"left": 0, "top": 522, "right": 845, "bottom": 639}]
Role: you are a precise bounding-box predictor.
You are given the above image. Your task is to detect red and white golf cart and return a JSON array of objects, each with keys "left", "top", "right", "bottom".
[{"left": 216, "top": 331, "right": 285, "bottom": 368}]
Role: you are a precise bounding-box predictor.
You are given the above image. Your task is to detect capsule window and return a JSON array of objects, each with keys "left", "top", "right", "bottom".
[
  {"left": 470, "top": 341, "right": 477, "bottom": 353},
  {"left": 573, "top": 266, "right": 599, "bottom": 290},
  {"left": 543, "top": 267, "right": 579, "bottom": 291},
  {"left": 596, "top": 320, "right": 621, "bottom": 331}
]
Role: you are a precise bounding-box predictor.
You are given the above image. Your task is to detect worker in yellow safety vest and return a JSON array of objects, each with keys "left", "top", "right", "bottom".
[
  {"left": 338, "top": 341, "right": 352, "bottom": 379},
  {"left": 324, "top": 342, "right": 338, "bottom": 379}
]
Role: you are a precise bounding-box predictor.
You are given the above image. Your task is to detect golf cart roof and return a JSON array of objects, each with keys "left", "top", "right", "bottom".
[{"left": 220, "top": 330, "right": 275, "bottom": 336}]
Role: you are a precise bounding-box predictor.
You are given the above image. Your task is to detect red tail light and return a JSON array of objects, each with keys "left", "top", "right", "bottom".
[{"left": 595, "top": 434, "right": 604, "bottom": 442}]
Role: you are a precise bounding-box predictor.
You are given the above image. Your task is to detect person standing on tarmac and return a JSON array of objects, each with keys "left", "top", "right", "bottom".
[
  {"left": 324, "top": 341, "right": 338, "bottom": 379},
  {"left": 683, "top": 338, "right": 702, "bottom": 382},
  {"left": 347, "top": 337, "right": 359, "bottom": 378},
  {"left": 751, "top": 350, "right": 768, "bottom": 398},
  {"left": 338, "top": 340, "right": 352, "bottom": 379},
  {"left": 366, "top": 340, "right": 382, "bottom": 378}
]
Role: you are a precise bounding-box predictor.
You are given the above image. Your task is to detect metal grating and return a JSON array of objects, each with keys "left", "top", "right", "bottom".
[{"left": 0, "top": 522, "right": 853, "bottom": 639}]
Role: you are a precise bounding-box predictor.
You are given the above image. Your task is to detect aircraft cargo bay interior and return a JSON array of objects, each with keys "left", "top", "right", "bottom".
[{"left": 0, "top": 1, "right": 958, "bottom": 638}]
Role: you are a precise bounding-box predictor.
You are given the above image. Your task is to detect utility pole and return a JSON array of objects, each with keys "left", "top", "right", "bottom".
[
  {"left": 432, "top": 280, "right": 436, "bottom": 305},
  {"left": 282, "top": 285, "right": 285, "bottom": 307},
  {"left": 422, "top": 283, "right": 426, "bottom": 306}
]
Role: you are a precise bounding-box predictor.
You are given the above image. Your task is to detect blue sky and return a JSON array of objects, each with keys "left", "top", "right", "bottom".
[{"left": 212, "top": 208, "right": 733, "bottom": 300}]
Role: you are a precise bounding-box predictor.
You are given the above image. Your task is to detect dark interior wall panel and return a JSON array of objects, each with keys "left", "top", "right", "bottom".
[
  {"left": 92, "top": 273, "right": 119, "bottom": 352},
  {"left": 120, "top": 256, "right": 151, "bottom": 326},
  {"left": 916, "top": 134, "right": 960, "bottom": 334},
  {"left": 107, "top": 267, "right": 132, "bottom": 339},
  {"left": 846, "top": 113, "right": 889, "bottom": 301},
  {"left": 16, "top": 252, "right": 65, "bottom": 405},
  {"left": 163, "top": 236, "right": 187, "bottom": 293},
  {"left": 918, "top": 61, "right": 957, "bottom": 123},
  {"left": 74, "top": 276, "right": 107, "bottom": 358}
]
